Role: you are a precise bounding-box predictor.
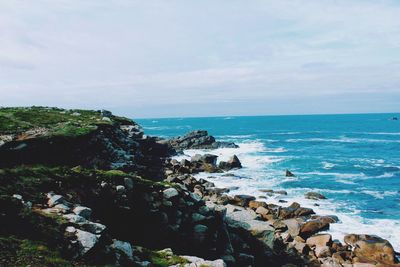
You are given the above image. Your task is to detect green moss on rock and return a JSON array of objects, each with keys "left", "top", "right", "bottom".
[{"left": 146, "top": 249, "right": 189, "bottom": 267}]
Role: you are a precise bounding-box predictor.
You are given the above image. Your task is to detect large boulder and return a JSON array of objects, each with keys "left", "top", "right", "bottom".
[
  {"left": 111, "top": 239, "right": 134, "bottom": 261},
  {"left": 283, "top": 219, "right": 302, "bottom": 237},
  {"left": 306, "top": 234, "right": 333, "bottom": 258},
  {"left": 191, "top": 154, "right": 218, "bottom": 165},
  {"left": 278, "top": 202, "right": 315, "bottom": 219},
  {"left": 344, "top": 234, "right": 397, "bottom": 265},
  {"left": 75, "top": 229, "right": 99, "bottom": 256},
  {"left": 300, "top": 219, "right": 330, "bottom": 238},
  {"left": 180, "top": 255, "right": 227, "bottom": 267},
  {"left": 73, "top": 206, "right": 92, "bottom": 220},
  {"left": 219, "top": 155, "right": 242, "bottom": 170}
]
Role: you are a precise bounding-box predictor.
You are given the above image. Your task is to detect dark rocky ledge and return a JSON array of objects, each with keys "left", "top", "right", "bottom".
[{"left": 164, "top": 130, "right": 238, "bottom": 152}]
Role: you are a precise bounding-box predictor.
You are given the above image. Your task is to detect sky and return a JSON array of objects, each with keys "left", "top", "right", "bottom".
[{"left": 0, "top": 0, "right": 399, "bottom": 118}]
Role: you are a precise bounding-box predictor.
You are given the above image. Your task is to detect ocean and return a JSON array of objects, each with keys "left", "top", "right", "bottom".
[{"left": 137, "top": 113, "right": 400, "bottom": 250}]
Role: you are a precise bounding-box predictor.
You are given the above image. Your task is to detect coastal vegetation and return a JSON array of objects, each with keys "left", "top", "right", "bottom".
[{"left": 0, "top": 107, "right": 397, "bottom": 267}]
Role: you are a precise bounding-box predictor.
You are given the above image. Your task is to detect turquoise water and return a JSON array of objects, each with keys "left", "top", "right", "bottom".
[{"left": 137, "top": 113, "right": 400, "bottom": 248}]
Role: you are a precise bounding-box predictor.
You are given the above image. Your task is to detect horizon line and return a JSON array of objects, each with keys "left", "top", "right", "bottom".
[{"left": 135, "top": 111, "right": 400, "bottom": 120}]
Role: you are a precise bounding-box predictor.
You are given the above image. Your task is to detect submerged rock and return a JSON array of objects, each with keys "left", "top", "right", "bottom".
[{"left": 305, "top": 192, "right": 327, "bottom": 200}]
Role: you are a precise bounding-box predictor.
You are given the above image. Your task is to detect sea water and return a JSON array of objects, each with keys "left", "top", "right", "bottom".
[{"left": 137, "top": 113, "right": 400, "bottom": 250}]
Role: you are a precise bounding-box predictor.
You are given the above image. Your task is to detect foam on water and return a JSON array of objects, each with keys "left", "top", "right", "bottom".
[
  {"left": 140, "top": 113, "right": 400, "bottom": 251},
  {"left": 322, "top": 162, "right": 336, "bottom": 169},
  {"left": 177, "top": 142, "right": 400, "bottom": 251}
]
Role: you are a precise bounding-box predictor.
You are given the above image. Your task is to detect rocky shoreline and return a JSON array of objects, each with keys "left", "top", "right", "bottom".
[{"left": 0, "top": 107, "right": 398, "bottom": 267}]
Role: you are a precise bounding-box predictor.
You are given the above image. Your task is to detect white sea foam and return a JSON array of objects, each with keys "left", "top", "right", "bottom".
[
  {"left": 265, "top": 147, "right": 287, "bottom": 153},
  {"left": 322, "top": 161, "right": 336, "bottom": 169},
  {"left": 361, "top": 190, "right": 398, "bottom": 199},
  {"left": 352, "top": 132, "right": 400, "bottom": 136},
  {"left": 286, "top": 137, "right": 400, "bottom": 143},
  {"left": 218, "top": 134, "right": 256, "bottom": 139},
  {"left": 335, "top": 179, "right": 357, "bottom": 185},
  {"left": 298, "top": 171, "right": 365, "bottom": 179},
  {"left": 177, "top": 141, "right": 400, "bottom": 251}
]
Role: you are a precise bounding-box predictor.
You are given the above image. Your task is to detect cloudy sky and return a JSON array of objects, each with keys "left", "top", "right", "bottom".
[{"left": 0, "top": 0, "right": 399, "bottom": 118}]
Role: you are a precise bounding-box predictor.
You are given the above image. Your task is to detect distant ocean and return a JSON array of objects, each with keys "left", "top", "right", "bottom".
[{"left": 137, "top": 113, "right": 400, "bottom": 250}]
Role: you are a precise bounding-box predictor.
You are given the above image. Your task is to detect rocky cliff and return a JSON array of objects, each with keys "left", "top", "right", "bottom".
[{"left": 0, "top": 107, "right": 398, "bottom": 267}]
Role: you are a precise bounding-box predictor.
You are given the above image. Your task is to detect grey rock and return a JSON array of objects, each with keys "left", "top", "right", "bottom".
[
  {"left": 124, "top": 177, "right": 134, "bottom": 190},
  {"left": 75, "top": 229, "right": 99, "bottom": 255},
  {"left": 111, "top": 239, "right": 133, "bottom": 261},
  {"left": 163, "top": 188, "right": 179, "bottom": 199},
  {"left": 48, "top": 194, "right": 66, "bottom": 207},
  {"left": 63, "top": 214, "right": 87, "bottom": 224},
  {"left": 116, "top": 185, "right": 126, "bottom": 193},
  {"left": 73, "top": 206, "right": 92, "bottom": 219}
]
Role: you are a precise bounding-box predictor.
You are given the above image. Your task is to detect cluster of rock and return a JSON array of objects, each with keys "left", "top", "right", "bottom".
[
  {"left": 165, "top": 130, "right": 238, "bottom": 151},
  {"left": 1, "top": 107, "right": 398, "bottom": 267},
  {"left": 165, "top": 161, "right": 399, "bottom": 267},
  {"left": 164, "top": 153, "right": 242, "bottom": 175},
  {"left": 0, "top": 111, "right": 171, "bottom": 180}
]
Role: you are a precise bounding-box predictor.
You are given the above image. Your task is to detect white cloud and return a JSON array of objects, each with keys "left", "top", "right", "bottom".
[{"left": 0, "top": 0, "right": 399, "bottom": 117}]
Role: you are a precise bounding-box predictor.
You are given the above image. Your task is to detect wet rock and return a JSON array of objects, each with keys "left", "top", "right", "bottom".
[
  {"left": 344, "top": 234, "right": 397, "bottom": 265},
  {"left": 191, "top": 154, "right": 218, "bottom": 165},
  {"left": 218, "top": 155, "right": 242, "bottom": 170},
  {"left": 285, "top": 170, "right": 295, "bottom": 177},
  {"left": 305, "top": 192, "right": 327, "bottom": 200}
]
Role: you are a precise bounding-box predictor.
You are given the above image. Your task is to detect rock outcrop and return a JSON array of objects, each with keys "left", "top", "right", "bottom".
[
  {"left": 167, "top": 130, "right": 238, "bottom": 151},
  {"left": 0, "top": 107, "right": 398, "bottom": 267}
]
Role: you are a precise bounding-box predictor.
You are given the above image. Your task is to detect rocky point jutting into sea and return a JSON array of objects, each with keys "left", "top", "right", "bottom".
[{"left": 0, "top": 107, "right": 398, "bottom": 267}]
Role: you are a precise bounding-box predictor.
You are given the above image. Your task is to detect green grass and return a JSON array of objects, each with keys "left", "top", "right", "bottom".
[
  {"left": 0, "top": 236, "right": 72, "bottom": 267},
  {"left": 0, "top": 106, "right": 132, "bottom": 137},
  {"left": 146, "top": 249, "right": 189, "bottom": 267}
]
